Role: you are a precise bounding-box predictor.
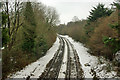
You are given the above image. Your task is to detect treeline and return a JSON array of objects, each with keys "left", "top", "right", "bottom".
[
  {"left": 58, "top": 2, "right": 120, "bottom": 61},
  {"left": 1, "top": 1, "right": 59, "bottom": 79}
]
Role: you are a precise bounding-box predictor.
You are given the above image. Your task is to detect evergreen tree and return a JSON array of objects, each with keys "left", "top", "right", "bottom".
[
  {"left": 22, "top": 2, "right": 36, "bottom": 53},
  {"left": 103, "top": 2, "right": 120, "bottom": 58},
  {"left": 87, "top": 3, "right": 113, "bottom": 22}
]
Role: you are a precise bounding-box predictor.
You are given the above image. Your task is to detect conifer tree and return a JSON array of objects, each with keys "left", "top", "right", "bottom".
[
  {"left": 87, "top": 3, "right": 113, "bottom": 22},
  {"left": 22, "top": 2, "right": 36, "bottom": 53}
]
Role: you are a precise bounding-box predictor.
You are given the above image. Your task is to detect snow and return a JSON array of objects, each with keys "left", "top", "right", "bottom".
[
  {"left": 61, "top": 35, "right": 117, "bottom": 78},
  {"left": 8, "top": 35, "right": 118, "bottom": 78},
  {"left": 8, "top": 37, "right": 60, "bottom": 78},
  {"left": 58, "top": 39, "right": 68, "bottom": 78},
  {"left": 1, "top": 47, "right": 5, "bottom": 50},
  {"left": 115, "top": 51, "right": 120, "bottom": 63}
]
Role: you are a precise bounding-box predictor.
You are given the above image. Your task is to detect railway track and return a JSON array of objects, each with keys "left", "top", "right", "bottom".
[
  {"left": 37, "top": 36, "right": 84, "bottom": 80},
  {"left": 64, "top": 38, "right": 84, "bottom": 79},
  {"left": 38, "top": 36, "right": 65, "bottom": 79}
]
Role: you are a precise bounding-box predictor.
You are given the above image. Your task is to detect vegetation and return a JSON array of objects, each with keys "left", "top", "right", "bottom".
[
  {"left": 58, "top": 20, "right": 87, "bottom": 43},
  {"left": 1, "top": 1, "right": 59, "bottom": 79},
  {"left": 58, "top": 2, "right": 120, "bottom": 76},
  {"left": 22, "top": 2, "right": 36, "bottom": 53},
  {"left": 87, "top": 3, "right": 113, "bottom": 22},
  {"left": 58, "top": 2, "right": 119, "bottom": 61},
  {"left": 1, "top": 0, "right": 120, "bottom": 79}
]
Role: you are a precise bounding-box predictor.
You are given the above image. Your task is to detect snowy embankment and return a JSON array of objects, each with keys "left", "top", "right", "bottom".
[
  {"left": 61, "top": 35, "right": 117, "bottom": 78},
  {"left": 8, "top": 37, "right": 60, "bottom": 78}
]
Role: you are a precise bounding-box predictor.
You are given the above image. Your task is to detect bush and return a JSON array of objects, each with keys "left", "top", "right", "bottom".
[
  {"left": 88, "top": 10, "right": 118, "bottom": 60},
  {"left": 2, "top": 49, "right": 33, "bottom": 79},
  {"left": 35, "top": 35, "right": 48, "bottom": 58},
  {"left": 2, "top": 28, "right": 9, "bottom": 46}
]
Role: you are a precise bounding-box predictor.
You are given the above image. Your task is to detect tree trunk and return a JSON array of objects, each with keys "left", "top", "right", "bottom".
[{"left": 6, "top": 2, "right": 10, "bottom": 36}]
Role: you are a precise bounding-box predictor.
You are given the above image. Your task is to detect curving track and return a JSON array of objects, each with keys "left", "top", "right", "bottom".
[{"left": 37, "top": 36, "right": 84, "bottom": 80}]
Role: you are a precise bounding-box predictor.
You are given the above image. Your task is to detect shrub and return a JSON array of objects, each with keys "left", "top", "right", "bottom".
[
  {"left": 2, "top": 28, "right": 9, "bottom": 46},
  {"left": 88, "top": 10, "right": 118, "bottom": 60}
]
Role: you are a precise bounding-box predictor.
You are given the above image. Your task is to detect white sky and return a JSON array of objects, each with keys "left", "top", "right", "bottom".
[{"left": 37, "top": 0, "right": 115, "bottom": 24}]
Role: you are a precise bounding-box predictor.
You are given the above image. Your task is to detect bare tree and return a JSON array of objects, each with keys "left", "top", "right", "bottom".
[
  {"left": 72, "top": 16, "right": 79, "bottom": 22},
  {"left": 10, "top": 0, "right": 23, "bottom": 47},
  {"left": 2, "top": 0, "right": 23, "bottom": 48},
  {"left": 6, "top": 0, "right": 11, "bottom": 36},
  {"left": 44, "top": 6, "right": 60, "bottom": 27}
]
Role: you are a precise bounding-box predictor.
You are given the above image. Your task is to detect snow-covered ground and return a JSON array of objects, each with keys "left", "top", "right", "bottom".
[
  {"left": 8, "top": 35, "right": 118, "bottom": 79},
  {"left": 61, "top": 35, "right": 117, "bottom": 78},
  {"left": 8, "top": 37, "right": 60, "bottom": 78}
]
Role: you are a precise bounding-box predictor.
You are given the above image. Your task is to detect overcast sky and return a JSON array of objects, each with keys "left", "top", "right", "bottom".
[{"left": 37, "top": 0, "right": 115, "bottom": 24}]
